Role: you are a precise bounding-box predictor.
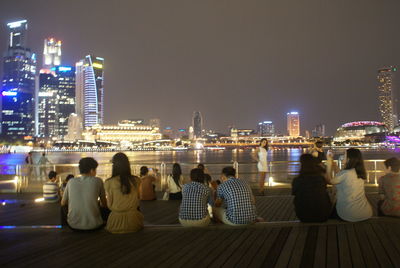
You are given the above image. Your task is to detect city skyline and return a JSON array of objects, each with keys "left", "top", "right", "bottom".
[{"left": 1, "top": 0, "right": 400, "bottom": 136}]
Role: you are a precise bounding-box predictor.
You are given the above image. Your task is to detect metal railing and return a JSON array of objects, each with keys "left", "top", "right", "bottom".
[{"left": 0, "top": 160, "right": 387, "bottom": 193}]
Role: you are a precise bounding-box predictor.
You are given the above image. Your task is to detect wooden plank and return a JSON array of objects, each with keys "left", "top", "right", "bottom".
[
  {"left": 248, "top": 227, "right": 282, "bottom": 267},
  {"left": 344, "top": 224, "right": 365, "bottom": 268},
  {"left": 220, "top": 229, "right": 262, "bottom": 267},
  {"left": 287, "top": 226, "right": 308, "bottom": 268},
  {"left": 326, "top": 225, "right": 338, "bottom": 268},
  {"left": 198, "top": 228, "right": 246, "bottom": 267},
  {"left": 371, "top": 223, "right": 400, "bottom": 267},
  {"left": 313, "top": 226, "right": 327, "bottom": 268},
  {"left": 274, "top": 226, "right": 300, "bottom": 268},
  {"left": 378, "top": 222, "right": 400, "bottom": 263},
  {"left": 262, "top": 227, "right": 292, "bottom": 267},
  {"left": 300, "top": 226, "right": 318, "bottom": 268},
  {"left": 354, "top": 223, "right": 379, "bottom": 268},
  {"left": 362, "top": 223, "right": 396, "bottom": 268},
  {"left": 183, "top": 229, "right": 235, "bottom": 267},
  {"left": 337, "top": 224, "right": 352, "bottom": 268},
  {"left": 235, "top": 228, "right": 273, "bottom": 267}
]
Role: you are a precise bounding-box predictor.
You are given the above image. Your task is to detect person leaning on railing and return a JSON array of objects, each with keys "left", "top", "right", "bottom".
[{"left": 325, "top": 148, "right": 373, "bottom": 222}]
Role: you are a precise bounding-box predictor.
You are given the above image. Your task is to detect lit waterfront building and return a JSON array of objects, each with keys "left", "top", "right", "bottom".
[
  {"left": 38, "top": 66, "right": 75, "bottom": 139},
  {"left": 287, "top": 112, "right": 300, "bottom": 137},
  {"left": 334, "top": 121, "right": 387, "bottom": 142},
  {"left": 192, "top": 111, "right": 203, "bottom": 138},
  {"left": 1, "top": 19, "right": 36, "bottom": 139},
  {"left": 43, "top": 38, "right": 61, "bottom": 69},
  {"left": 75, "top": 55, "right": 104, "bottom": 128},
  {"left": 258, "top": 121, "right": 274, "bottom": 136},
  {"left": 84, "top": 120, "right": 162, "bottom": 143},
  {"left": 149, "top": 118, "right": 161, "bottom": 128},
  {"left": 312, "top": 124, "right": 326, "bottom": 137},
  {"left": 377, "top": 66, "right": 398, "bottom": 132},
  {"left": 231, "top": 128, "right": 254, "bottom": 138}
]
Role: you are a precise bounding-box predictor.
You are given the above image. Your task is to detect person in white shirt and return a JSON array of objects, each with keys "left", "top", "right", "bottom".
[
  {"left": 166, "top": 163, "right": 184, "bottom": 200},
  {"left": 326, "top": 148, "right": 372, "bottom": 222},
  {"left": 37, "top": 152, "right": 51, "bottom": 181},
  {"left": 61, "top": 157, "right": 109, "bottom": 231}
]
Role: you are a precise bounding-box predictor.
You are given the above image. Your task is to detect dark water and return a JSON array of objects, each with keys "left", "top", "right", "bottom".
[{"left": 0, "top": 148, "right": 399, "bottom": 165}]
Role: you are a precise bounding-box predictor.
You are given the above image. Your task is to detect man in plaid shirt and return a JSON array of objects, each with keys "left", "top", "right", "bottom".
[{"left": 213, "top": 166, "right": 257, "bottom": 225}]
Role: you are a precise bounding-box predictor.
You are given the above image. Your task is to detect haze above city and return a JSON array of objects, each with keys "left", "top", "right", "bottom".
[{"left": 1, "top": 0, "right": 399, "bottom": 135}]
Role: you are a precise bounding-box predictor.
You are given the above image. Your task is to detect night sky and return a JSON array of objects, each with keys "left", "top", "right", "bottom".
[{"left": 1, "top": 0, "right": 399, "bottom": 135}]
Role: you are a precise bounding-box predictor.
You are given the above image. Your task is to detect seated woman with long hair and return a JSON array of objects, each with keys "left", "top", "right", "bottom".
[
  {"left": 104, "top": 153, "right": 144, "bottom": 233},
  {"left": 166, "top": 163, "right": 184, "bottom": 200},
  {"left": 327, "top": 148, "right": 372, "bottom": 222},
  {"left": 292, "top": 154, "right": 333, "bottom": 222}
]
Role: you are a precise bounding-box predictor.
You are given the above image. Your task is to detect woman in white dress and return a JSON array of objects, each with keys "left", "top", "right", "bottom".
[
  {"left": 255, "top": 138, "right": 269, "bottom": 195},
  {"left": 326, "top": 148, "right": 372, "bottom": 222}
]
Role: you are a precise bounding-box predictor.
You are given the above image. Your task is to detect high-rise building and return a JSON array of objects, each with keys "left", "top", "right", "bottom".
[
  {"left": 1, "top": 20, "right": 36, "bottom": 139},
  {"left": 258, "top": 121, "right": 275, "bottom": 136},
  {"left": 287, "top": 112, "right": 300, "bottom": 137},
  {"left": 378, "top": 66, "right": 398, "bottom": 132},
  {"left": 192, "top": 111, "right": 203, "bottom": 138},
  {"left": 37, "top": 66, "right": 75, "bottom": 139},
  {"left": 75, "top": 55, "right": 104, "bottom": 128},
  {"left": 43, "top": 38, "right": 61, "bottom": 68},
  {"left": 312, "top": 124, "right": 326, "bottom": 137}
]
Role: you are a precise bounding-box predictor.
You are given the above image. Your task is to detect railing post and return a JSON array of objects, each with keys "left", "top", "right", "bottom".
[
  {"left": 15, "top": 164, "right": 21, "bottom": 193},
  {"left": 374, "top": 160, "right": 377, "bottom": 184},
  {"left": 161, "top": 162, "right": 166, "bottom": 190},
  {"left": 233, "top": 161, "right": 239, "bottom": 177}
]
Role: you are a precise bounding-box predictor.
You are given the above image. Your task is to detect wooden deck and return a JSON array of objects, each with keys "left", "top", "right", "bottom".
[{"left": 1, "top": 188, "right": 399, "bottom": 267}]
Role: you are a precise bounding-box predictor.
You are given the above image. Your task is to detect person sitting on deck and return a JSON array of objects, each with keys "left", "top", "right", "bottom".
[
  {"left": 139, "top": 166, "right": 157, "bottom": 201},
  {"left": 292, "top": 154, "right": 333, "bottom": 222},
  {"left": 60, "top": 174, "right": 74, "bottom": 197},
  {"left": 213, "top": 167, "right": 257, "bottom": 225},
  {"left": 378, "top": 157, "right": 400, "bottom": 217},
  {"left": 197, "top": 163, "right": 212, "bottom": 186},
  {"left": 166, "top": 163, "right": 184, "bottom": 200},
  {"left": 105, "top": 153, "right": 143, "bottom": 233},
  {"left": 43, "top": 171, "right": 59, "bottom": 203},
  {"left": 179, "top": 168, "right": 211, "bottom": 227},
  {"left": 61, "top": 157, "right": 109, "bottom": 231},
  {"left": 326, "top": 148, "right": 373, "bottom": 222}
]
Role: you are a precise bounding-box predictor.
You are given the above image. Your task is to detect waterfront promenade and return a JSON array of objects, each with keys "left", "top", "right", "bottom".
[{"left": 1, "top": 187, "right": 400, "bottom": 267}]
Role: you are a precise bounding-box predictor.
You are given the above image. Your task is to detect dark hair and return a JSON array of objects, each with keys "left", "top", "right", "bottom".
[
  {"left": 222, "top": 166, "right": 236, "bottom": 177},
  {"left": 172, "top": 163, "right": 182, "bottom": 188},
  {"left": 197, "top": 163, "right": 205, "bottom": 170},
  {"left": 315, "top": 141, "right": 323, "bottom": 148},
  {"left": 259, "top": 138, "right": 269, "bottom": 150},
  {"left": 140, "top": 166, "right": 149, "bottom": 176},
  {"left": 42, "top": 152, "right": 46, "bottom": 156},
  {"left": 111, "top": 153, "right": 136, "bottom": 194},
  {"left": 345, "top": 148, "right": 367, "bottom": 180},
  {"left": 65, "top": 174, "right": 74, "bottom": 182},
  {"left": 384, "top": 157, "right": 400, "bottom": 173},
  {"left": 48, "top": 171, "right": 57, "bottom": 180},
  {"left": 190, "top": 168, "right": 205, "bottom": 183},
  {"left": 299, "top": 154, "right": 322, "bottom": 176},
  {"left": 79, "top": 157, "right": 98, "bottom": 174}
]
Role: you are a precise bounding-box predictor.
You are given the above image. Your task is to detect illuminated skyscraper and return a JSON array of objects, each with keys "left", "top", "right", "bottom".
[
  {"left": 258, "top": 121, "right": 275, "bottom": 136},
  {"left": 43, "top": 38, "right": 61, "bottom": 68},
  {"left": 37, "top": 66, "right": 76, "bottom": 139},
  {"left": 75, "top": 55, "right": 104, "bottom": 128},
  {"left": 1, "top": 19, "right": 36, "bottom": 139},
  {"left": 287, "top": 112, "right": 300, "bottom": 137},
  {"left": 192, "top": 111, "right": 203, "bottom": 138},
  {"left": 377, "top": 66, "right": 398, "bottom": 132}
]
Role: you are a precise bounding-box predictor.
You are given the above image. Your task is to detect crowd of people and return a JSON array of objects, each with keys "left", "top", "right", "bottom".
[{"left": 40, "top": 145, "right": 400, "bottom": 234}]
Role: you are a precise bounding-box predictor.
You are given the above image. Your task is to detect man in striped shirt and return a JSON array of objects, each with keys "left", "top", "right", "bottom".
[{"left": 43, "top": 171, "right": 59, "bottom": 202}]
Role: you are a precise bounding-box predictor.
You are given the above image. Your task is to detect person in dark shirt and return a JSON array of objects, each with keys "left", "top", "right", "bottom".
[
  {"left": 197, "top": 163, "right": 212, "bottom": 186},
  {"left": 292, "top": 154, "right": 333, "bottom": 222}
]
